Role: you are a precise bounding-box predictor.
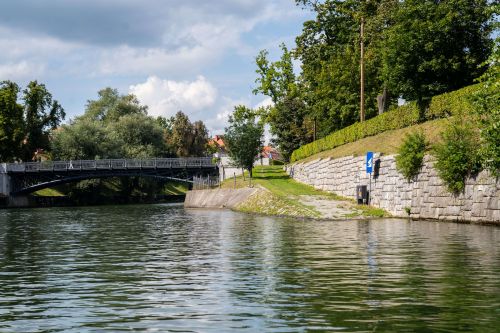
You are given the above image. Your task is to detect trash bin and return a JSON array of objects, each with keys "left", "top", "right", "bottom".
[{"left": 356, "top": 185, "right": 368, "bottom": 204}]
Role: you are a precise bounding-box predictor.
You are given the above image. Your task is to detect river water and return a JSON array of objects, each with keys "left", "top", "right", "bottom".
[{"left": 0, "top": 204, "right": 499, "bottom": 332}]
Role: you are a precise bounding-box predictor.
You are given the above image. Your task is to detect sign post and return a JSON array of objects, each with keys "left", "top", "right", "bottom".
[{"left": 366, "top": 152, "right": 373, "bottom": 204}]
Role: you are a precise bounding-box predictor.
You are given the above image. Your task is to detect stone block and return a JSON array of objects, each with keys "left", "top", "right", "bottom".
[
  {"left": 491, "top": 210, "right": 500, "bottom": 222},
  {"left": 462, "top": 210, "right": 472, "bottom": 221},
  {"left": 487, "top": 197, "right": 499, "bottom": 210},
  {"left": 471, "top": 202, "right": 487, "bottom": 217},
  {"left": 445, "top": 205, "right": 461, "bottom": 216},
  {"left": 485, "top": 209, "right": 497, "bottom": 221}
]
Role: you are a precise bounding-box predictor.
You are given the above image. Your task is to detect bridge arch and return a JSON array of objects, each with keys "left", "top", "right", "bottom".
[{"left": 1, "top": 157, "right": 218, "bottom": 196}]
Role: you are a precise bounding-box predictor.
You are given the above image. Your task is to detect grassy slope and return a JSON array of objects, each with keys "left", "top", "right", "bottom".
[
  {"left": 32, "top": 188, "right": 66, "bottom": 196},
  {"left": 297, "top": 118, "right": 447, "bottom": 164},
  {"left": 162, "top": 182, "right": 188, "bottom": 195},
  {"left": 222, "top": 165, "right": 386, "bottom": 218}
]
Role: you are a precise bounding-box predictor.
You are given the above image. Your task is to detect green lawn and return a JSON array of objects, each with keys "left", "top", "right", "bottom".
[
  {"left": 298, "top": 118, "right": 447, "bottom": 163},
  {"left": 222, "top": 165, "right": 332, "bottom": 196},
  {"left": 222, "top": 165, "right": 387, "bottom": 218}
]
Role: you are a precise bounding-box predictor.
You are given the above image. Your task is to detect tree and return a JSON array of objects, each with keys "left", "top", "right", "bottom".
[
  {"left": 168, "top": 111, "right": 209, "bottom": 157},
  {"left": 293, "top": 0, "right": 494, "bottom": 135},
  {"left": 381, "top": 0, "right": 493, "bottom": 111},
  {"left": 51, "top": 119, "right": 111, "bottom": 160},
  {"left": 268, "top": 95, "right": 312, "bottom": 161},
  {"left": 191, "top": 120, "right": 209, "bottom": 156},
  {"left": 169, "top": 111, "right": 194, "bottom": 157},
  {"left": 253, "top": 44, "right": 312, "bottom": 161},
  {"left": 0, "top": 81, "right": 24, "bottom": 161},
  {"left": 22, "top": 81, "right": 65, "bottom": 161},
  {"left": 295, "top": 0, "right": 386, "bottom": 136},
  {"left": 81, "top": 87, "right": 147, "bottom": 124},
  {"left": 109, "top": 113, "right": 166, "bottom": 158},
  {"left": 224, "top": 105, "right": 263, "bottom": 177}
]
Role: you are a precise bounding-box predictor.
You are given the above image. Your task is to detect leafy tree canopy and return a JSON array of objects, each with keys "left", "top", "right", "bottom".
[
  {"left": 224, "top": 105, "right": 264, "bottom": 177},
  {"left": 255, "top": 0, "right": 495, "bottom": 149},
  {"left": 0, "top": 81, "right": 24, "bottom": 162},
  {"left": 0, "top": 80, "right": 65, "bottom": 161},
  {"left": 80, "top": 87, "right": 147, "bottom": 123}
]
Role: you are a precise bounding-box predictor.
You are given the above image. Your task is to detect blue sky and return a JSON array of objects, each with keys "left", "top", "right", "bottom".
[{"left": 0, "top": 0, "right": 312, "bottom": 135}]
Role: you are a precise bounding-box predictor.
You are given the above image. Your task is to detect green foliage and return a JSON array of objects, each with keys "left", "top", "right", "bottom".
[
  {"left": 51, "top": 119, "right": 112, "bottom": 160},
  {"left": 295, "top": 0, "right": 383, "bottom": 135},
  {"left": 167, "top": 111, "right": 209, "bottom": 157},
  {"left": 109, "top": 113, "right": 166, "bottom": 158},
  {"left": 427, "top": 84, "right": 481, "bottom": 119},
  {"left": 291, "top": 84, "right": 480, "bottom": 162},
  {"left": 380, "top": 0, "right": 493, "bottom": 104},
  {"left": 22, "top": 81, "right": 65, "bottom": 161},
  {"left": 291, "top": 101, "right": 421, "bottom": 161},
  {"left": 224, "top": 105, "right": 264, "bottom": 176},
  {"left": 396, "top": 131, "right": 428, "bottom": 181},
  {"left": 473, "top": 37, "right": 500, "bottom": 176},
  {"left": 404, "top": 207, "right": 411, "bottom": 216},
  {"left": 253, "top": 44, "right": 312, "bottom": 161},
  {"left": 270, "top": 159, "right": 285, "bottom": 166},
  {"left": 0, "top": 81, "right": 24, "bottom": 162},
  {"left": 268, "top": 95, "right": 312, "bottom": 161},
  {"left": 253, "top": 44, "right": 297, "bottom": 104},
  {"left": 51, "top": 112, "right": 166, "bottom": 160},
  {"left": 269, "top": 0, "right": 494, "bottom": 146},
  {"left": 81, "top": 87, "right": 147, "bottom": 124},
  {"left": 433, "top": 121, "right": 481, "bottom": 193},
  {"left": 0, "top": 80, "right": 65, "bottom": 161}
]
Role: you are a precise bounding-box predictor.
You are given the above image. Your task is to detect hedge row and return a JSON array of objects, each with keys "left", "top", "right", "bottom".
[{"left": 290, "top": 84, "right": 481, "bottom": 162}]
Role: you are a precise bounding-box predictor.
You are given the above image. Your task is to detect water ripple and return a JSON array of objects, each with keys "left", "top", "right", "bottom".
[{"left": 0, "top": 205, "right": 499, "bottom": 332}]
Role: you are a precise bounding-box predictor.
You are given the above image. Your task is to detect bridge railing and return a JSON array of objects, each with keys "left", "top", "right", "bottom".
[{"left": 5, "top": 157, "right": 215, "bottom": 173}]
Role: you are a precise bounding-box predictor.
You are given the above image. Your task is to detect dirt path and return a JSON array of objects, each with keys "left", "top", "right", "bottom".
[{"left": 298, "top": 195, "right": 364, "bottom": 219}]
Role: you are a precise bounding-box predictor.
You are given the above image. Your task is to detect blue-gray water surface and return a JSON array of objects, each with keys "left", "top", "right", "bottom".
[{"left": 0, "top": 204, "right": 499, "bottom": 332}]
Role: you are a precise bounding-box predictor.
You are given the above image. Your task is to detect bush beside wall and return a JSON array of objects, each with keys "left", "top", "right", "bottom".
[{"left": 291, "top": 84, "right": 481, "bottom": 162}]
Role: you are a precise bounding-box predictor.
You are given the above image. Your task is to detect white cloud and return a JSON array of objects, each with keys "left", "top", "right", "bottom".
[
  {"left": 0, "top": 61, "right": 45, "bottom": 81},
  {"left": 129, "top": 75, "right": 217, "bottom": 118},
  {"left": 0, "top": 0, "right": 311, "bottom": 123},
  {"left": 254, "top": 97, "right": 274, "bottom": 109}
]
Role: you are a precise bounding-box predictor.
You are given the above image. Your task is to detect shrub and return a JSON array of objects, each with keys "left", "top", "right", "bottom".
[
  {"left": 426, "top": 84, "right": 480, "bottom": 119},
  {"left": 270, "top": 159, "right": 284, "bottom": 166},
  {"left": 472, "top": 41, "right": 500, "bottom": 176},
  {"left": 290, "top": 84, "right": 481, "bottom": 162},
  {"left": 396, "top": 131, "right": 428, "bottom": 181},
  {"left": 433, "top": 121, "right": 481, "bottom": 193},
  {"left": 291, "top": 102, "right": 420, "bottom": 161}
]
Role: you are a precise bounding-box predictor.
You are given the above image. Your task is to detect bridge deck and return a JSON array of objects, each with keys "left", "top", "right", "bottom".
[{"left": 1, "top": 157, "right": 215, "bottom": 173}]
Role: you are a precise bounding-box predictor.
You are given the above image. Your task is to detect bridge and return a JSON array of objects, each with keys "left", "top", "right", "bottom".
[{"left": 0, "top": 157, "right": 218, "bottom": 199}]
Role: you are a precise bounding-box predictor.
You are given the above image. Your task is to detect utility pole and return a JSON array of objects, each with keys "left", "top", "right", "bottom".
[{"left": 360, "top": 17, "right": 365, "bottom": 122}]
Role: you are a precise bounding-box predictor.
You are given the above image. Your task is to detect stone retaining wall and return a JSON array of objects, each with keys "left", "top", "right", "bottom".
[
  {"left": 184, "top": 188, "right": 259, "bottom": 209},
  {"left": 288, "top": 154, "right": 499, "bottom": 223}
]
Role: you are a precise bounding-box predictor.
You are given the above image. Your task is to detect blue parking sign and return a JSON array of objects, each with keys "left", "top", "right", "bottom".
[{"left": 366, "top": 151, "right": 373, "bottom": 173}]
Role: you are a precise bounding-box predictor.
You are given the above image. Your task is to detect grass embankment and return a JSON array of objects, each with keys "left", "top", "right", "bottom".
[
  {"left": 221, "top": 165, "right": 387, "bottom": 219},
  {"left": 298, "top": 118, "right": 447, "bottom": 164},
  {"left": 291, "top": 84, "right": 479, "bottom": 162}
]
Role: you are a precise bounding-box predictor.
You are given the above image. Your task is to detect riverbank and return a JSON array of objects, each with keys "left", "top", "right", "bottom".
[
  {"left": 288, "top": 154, "right": 499, "bottom": 223},
  {"left": 187, "top": 166, "right": 388, "bottom": 220}
]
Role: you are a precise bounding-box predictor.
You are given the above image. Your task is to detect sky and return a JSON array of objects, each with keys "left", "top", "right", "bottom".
[{"left": 0, "top": 0, "right": 313, "bottom": 136}]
